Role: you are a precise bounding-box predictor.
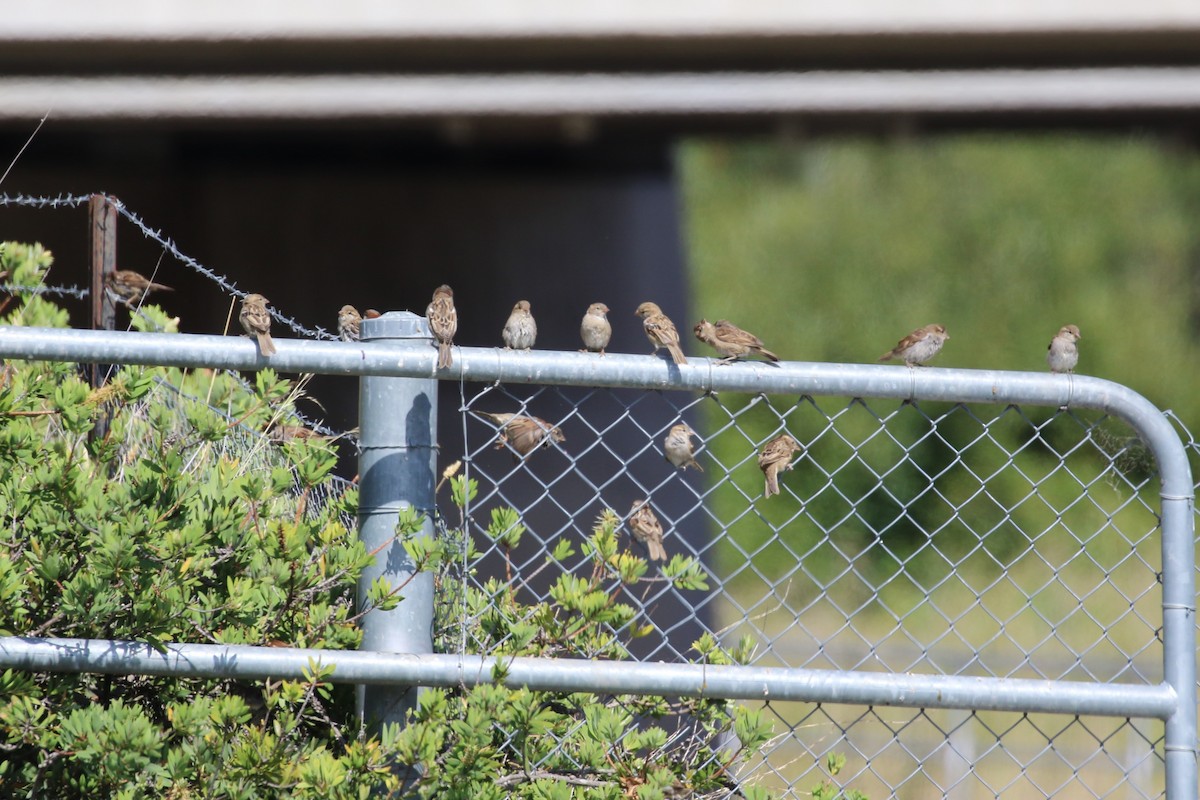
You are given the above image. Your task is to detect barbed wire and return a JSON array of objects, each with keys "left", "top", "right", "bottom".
[
  {"left": 0, "top": 192, "right": 337, "bottom": 341},
  {"left": 3, "top": 193, "right": 356, "bottom": 443},
  {"left": 0, "top": 283, "right": 91, "bottom": 300},
  {"left": 0, "top": 193, "right": 91, "bottom": 209}
]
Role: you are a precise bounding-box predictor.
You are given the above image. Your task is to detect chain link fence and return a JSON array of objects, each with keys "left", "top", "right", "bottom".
[{"left": 448, "top": 376, "right": 1197, "bottom": 799}]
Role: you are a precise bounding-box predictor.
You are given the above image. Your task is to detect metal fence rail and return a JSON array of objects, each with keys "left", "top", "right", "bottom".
[{"left": 0, "top": 317, "right": 1193, "bottom": 799}]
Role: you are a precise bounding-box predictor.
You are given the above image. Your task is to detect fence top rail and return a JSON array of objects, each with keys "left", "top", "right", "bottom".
[{"left": 0, "top": 323, "right": 1192, "bottom": 470}]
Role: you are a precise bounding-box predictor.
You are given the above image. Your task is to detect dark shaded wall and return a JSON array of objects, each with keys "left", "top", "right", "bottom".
[{"left": 0, "top": 131, "right": 707, "bottom": 655}]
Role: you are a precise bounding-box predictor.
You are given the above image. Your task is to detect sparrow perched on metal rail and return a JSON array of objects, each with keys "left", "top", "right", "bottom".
[
  {"left": 635, "top": 301, "right": 687, "bottom": 365},
  {"left": 427, "top": 285, "right": 458, "bottom": 369},
  {"left": 878, "top": 324, "right": 948, "bottom": 367},
  {"left": 239, "top": 293, "right": 276, "bottom": 357},
  {"left": 474, "top": 411, "right": 565, "bottom": 460},
  {"left": 628, "top": 499, "right": 668, "bottom": 562},
  {"left": 693, "top": 318, "right": 779, "bottom": 364},
  {"left": 580, "top": 302, "right": 612, "bottom": 355},
  {"left": 337, "top": 305, "right": 362, "bottom": 342},
  {"left": 502, "top": 300, "right": 537, "bottom": 351},
  {"left": 664, "top": 423, "right": 703, "bottom": 472},
  {"left": 758, "top": 434, "right": 803, "bottom": 498},
  {"left": 105, "top": 269, "right": 173, "bottom": 307},
  {"left": 1047, "top": 324, "right": 1081, "bottom": 373}
]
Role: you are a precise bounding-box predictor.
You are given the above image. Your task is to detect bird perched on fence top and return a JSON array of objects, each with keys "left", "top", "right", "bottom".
[
  {"left": 105, "top": 269, "right": 173, "bottom": 307},
  {"left": 474, "top": 411, "right": 565, "bottom": 460},
  {"left": 758, "top": 434, "right": 803, "bottom": 498},
  {"left": 693, "top": 318, "right": 779, "bottom": 364},
  {"left": 664, "top": 422, "right": 703, "bottom": 472},
  {"left": 337, "top": 305, "right": 361, "bottom": 342},
  {"left": 580, "top": 302, "right": 612, "bottom": 355},
  {"left": 239, "top": 293, "right": 276, "bottom": 357},
  {"left": 878, "top": 324, "right": 948, "bottom": 367},
  {"left": 628, "top": 499, "right": 668, "bottom": 562},
  {"left": 635, "top": 301, "right": 687, "bottom": 365},
  {"left": 1047, "top": 324, "right": 1081, "bottom": 373},
  {"left": 427, "top": 285, "right": 457, "bottom": 369},
  {"left": 502, "top": 300, "right": 537, "bottom": 351}
]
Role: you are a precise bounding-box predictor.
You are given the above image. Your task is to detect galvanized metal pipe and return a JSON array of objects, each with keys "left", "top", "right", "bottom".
[
  {"left": 354, "top": 312, "right": 437, "bottom": 731},
  {"left": 0, "top": 635, "right": 1180, "bottom": 720},
  {"left": 0, "top": 325, "right": 1192, "bottom": 794}
]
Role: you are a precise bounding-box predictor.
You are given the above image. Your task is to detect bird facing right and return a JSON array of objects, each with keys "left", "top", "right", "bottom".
[
  {"left": 105, "top": 269, "right": 173, "bottom": 307},
  {"left": 758, "top": 434, "right": 803, "bottom": 498},
  {"left": 427, "top": 285, "right": 458, "bottom": 369},
  {"left": 580, "top": 302, "right": 612, "bottom": 355},
  {"left": 474, "top": 411, "right": 566, "bottom": 460},
  {"left": 634, "top": 301, "right": 687, "bottom": 365},
  {"left": 1047, "top": 324, "right": 1081, "bottom": 373},
  {"left": 239, "top": 293, "right": 276, "bottom": 357},
  {"left": 879, "top": 324, "right": 949, "bottom": 367},
  {"left": 337, "top": 305, "right": 362, "bottom": 342},
  {"left": 502, "top": 300, "right": 537, "bottom": 351},
  {"left": 628, "top": 500, "right": 668, "bottom": 562}
]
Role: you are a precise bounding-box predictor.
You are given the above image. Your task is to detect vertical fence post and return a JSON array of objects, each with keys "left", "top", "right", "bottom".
[
  {"left": 355, "top": 311, "right": 437, "bottom": 734},
  {"left": 88, "top": 193, "right": 117, "bottom": 388}
]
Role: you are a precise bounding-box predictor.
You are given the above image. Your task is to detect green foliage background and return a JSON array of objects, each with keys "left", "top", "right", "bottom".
[
  {"left": 679, "top": 135, "right": 1200, "bottom": 411},
  {"left": 676, "top": 135, "right": 1195, "bottom": 630}
]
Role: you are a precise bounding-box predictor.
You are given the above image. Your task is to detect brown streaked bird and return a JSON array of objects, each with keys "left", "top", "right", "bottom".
[
  {"left": 105, "top": 269, "right": 173, "bottom": 307},
  {"left": 878, "top": 324, "right": 948, "bottom": 367},
  {"left": 664, "top": 423, "right": 703, "bottom": 472},
  {"left": 628, "top": 499, "right": 668, "bottom": 562},
  {"left": 239, "top": 293, "right": 276, "bottom": 357},
  {"left": 474, "top": 411, "right": 566, "bottom": 460},
  {"left": 268, "top": 423, "right": 328, "bottom": 444},
  {"left": 1047, "top": 324, "right": 1081, "bottom": 374},
  {"left": 580, "top": 302, "right": 612, "bottom": 355},
  {"left": 427, "top": 285, "right": 457, "bottom": 369},
  {"left": 758, "top": 434, "right": 803, "bottom": 498},
  {"left": 337, "top": 305, "right": 362, "bottom": 342},
  {"left": 634, "top": 301, "right": 687, "bottom": 365},
  {"left": 502, "top": 300, "right": 537, "bottom": 351},
  {"left": 694, "top": 318, "right": 780, "bottom": 364}
]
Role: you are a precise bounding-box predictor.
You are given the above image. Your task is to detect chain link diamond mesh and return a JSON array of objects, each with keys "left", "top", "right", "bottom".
[{"left": 435, "top": 378, "right": 1195, "bottom": 799}]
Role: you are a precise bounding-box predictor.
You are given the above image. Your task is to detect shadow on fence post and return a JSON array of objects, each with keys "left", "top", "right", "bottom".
[{"left": 355, "top": 311, "right": 437, "bottom": 737}]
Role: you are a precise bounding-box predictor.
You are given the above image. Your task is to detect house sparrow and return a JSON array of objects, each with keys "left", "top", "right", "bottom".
[
  {"left": 758, "top": 434, "right": 803, "bottom": 498},
  {"left": 664, "top": 423, "right": 703, "bottom": 472},
  {"left": 474, "top": 411, "right": 565, "bottom": 460},
  {"left": 628, "top": 500, "right": 668, "bottom": 562},
  {"left": 580, "top": 302, "right": 612, "bottom": 355},
  {"left": 269, "top": 423, "right": 327, "bottom": 443},
  {"left": 879, "top": 324, "right": 948, "bottom": 366},
  {"left": 239, "top": 293, "right": 276, "bottom": 357},
  {"left": 1047, "top": 324, "right": 1081, "bottom": 373},
  {"left": 427, "top": 285, "right": 457, "bottom": 369},
  {"left": 337, "top": 305, "right": 362, "bottom": 342},
  {"left": 693, "top": 318, "right": 779, "bottom": 364},
  {"left": 635, "top": 301, "right": 687, "bottom": 365},
  {"left": 105, "top": 269, "right": 173, "bottom": 307},
  {"left": 502, "top": 300, "right": 537, "bottom": 351}
]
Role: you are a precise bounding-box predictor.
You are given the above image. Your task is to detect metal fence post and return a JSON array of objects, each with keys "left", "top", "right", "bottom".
[{"left": 355, "top": 311, "right": 436, "bottom": 732}]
